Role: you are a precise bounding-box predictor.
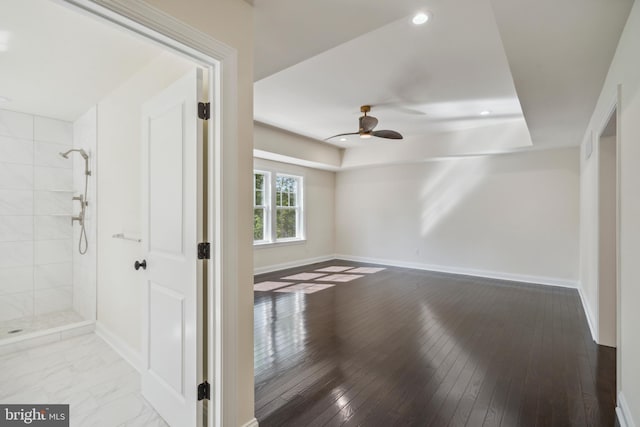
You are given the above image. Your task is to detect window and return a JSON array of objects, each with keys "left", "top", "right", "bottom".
[
  {"left": 254, "top": 171, "right": 269, "bottom": 242},
  {"left": 253, "top": 170, "right": 304, "bottom": 244},
  {"left": 276, "top": 174, "right": 302, "bottom": 240}
]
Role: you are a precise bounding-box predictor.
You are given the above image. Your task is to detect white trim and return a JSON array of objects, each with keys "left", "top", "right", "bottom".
[
  {"left": 95, "top": 322, "right": 143, "bottom": 372},
  {"left": 334, "top": 254, "right": 579, "bottom": 288},
  {"left": 254, "top": 255, "right": 335, "bottom": 275},
  {"left": 254, "top": 149, "right": 341, "bottom": 172},
  {"left": 578, "top": 286, "right": 598, "bottom": 342},
  {"left": 254, "top": 238, "right": 307, "bottom": 249},
  {"left": 617, "top": 392, "right": 636, "bottom": 427},
  {"left": 240, "top": 418, "right": 259, "bottom": 427}
]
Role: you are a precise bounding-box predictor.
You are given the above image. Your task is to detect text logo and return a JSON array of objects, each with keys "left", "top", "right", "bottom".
[{"left": 0, "top": 405, "right": 69, "bottom": 427}]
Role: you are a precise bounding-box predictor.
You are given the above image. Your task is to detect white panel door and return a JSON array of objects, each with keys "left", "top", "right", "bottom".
[{"left": 141, "top": 68, "right": 204, "bottom": 427}]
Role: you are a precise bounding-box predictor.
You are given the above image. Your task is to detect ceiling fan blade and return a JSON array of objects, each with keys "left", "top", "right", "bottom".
[
  {"left": 359, "top": 115, "right": 379, "bottom": 132},
  {"left": 325, "top": 132, "right": 359, "bottom": 140},
  {"left": 372, "top": 130, "right": 403, "bottom": 140}
]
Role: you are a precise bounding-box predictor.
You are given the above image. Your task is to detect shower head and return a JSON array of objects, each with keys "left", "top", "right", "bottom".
[{"left": 59, "top": 149, "right": 89, "bottom": 160}]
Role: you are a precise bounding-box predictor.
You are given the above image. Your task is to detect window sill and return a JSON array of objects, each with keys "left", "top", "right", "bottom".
[{"left": 254, "top": 239, "right": 306, "bottom": 249}]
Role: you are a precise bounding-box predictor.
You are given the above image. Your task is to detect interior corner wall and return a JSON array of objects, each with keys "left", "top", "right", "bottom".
[
  {"left": 96, "top": 53, "right": 195, "bottom": 355},
  {"left": 253, "top": 158, "right": 335, "bottom": 272},
  {"left": 579, "top": 1, "right": 640, "bottom": 424},
  {"left": 335, "top": 148, "right": 580, "bottom": 285}
]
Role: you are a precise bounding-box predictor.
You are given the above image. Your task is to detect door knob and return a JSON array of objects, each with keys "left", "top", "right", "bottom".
[{"left": 135, "top": 260, "right": 147, "bottom": 270}]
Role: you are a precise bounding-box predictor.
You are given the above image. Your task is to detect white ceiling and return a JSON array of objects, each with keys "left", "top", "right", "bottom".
[
  {"left": 0, "top": 0, "right": 164, "bottom": 121},
  {"left": 253, "top": 0, "right": 633, "bottom": 160}
]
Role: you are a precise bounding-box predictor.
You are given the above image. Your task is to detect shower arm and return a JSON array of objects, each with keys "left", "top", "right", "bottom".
[{"left": 59, "top": 149, "right": 91, "bottom": 177}]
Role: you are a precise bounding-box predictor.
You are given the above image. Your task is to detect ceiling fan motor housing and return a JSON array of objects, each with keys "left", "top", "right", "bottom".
[{"left": 359, "top": 114, "right": 378, "bottom": 133}]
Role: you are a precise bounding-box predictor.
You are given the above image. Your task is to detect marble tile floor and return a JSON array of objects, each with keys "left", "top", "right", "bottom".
[
  {"left": 0, "top": 310, "right": 84, "bottom": 339},
  {"left": 0, "top": 333, "right": 167, "bottom": 427}
]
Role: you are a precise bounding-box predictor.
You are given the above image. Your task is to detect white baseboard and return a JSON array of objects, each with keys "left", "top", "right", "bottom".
[
  {"left": 617, "top": 392, "right": 636, "bottom": 427},
  {"left": 334, "top": 254, "right": 579, "bottom": 289},
  {"left": 95, "top": 321, "right": 143, "bottom": 373},
  {"left": 254, "top": 255, "right": 335, "bottom": 275},
  {"left": 578, "top": 286, "right": 598, "bottom": 342},
  {"left": 240, "top": 418, "right": 259, "bottom": 427}
]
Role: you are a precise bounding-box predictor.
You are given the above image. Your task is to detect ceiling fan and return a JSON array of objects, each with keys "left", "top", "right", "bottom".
[{"left": 327, "top": 105, "right": 403, "bottom": 141}]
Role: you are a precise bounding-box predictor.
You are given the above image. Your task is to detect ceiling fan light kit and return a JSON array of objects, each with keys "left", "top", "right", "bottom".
[{"left": 327, "top": 105, "right": 403, "bottom": 141}]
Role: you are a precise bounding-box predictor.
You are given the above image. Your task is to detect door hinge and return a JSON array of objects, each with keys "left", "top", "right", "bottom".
[
  {"left": 197, "top": 381, "right": 210, "bottom": 401},
  {"left": 198, "top": 242, "right": 210, "bottom": 260},
  {"left": 198, "top": 102, "right": 210, "bottom": 120}
]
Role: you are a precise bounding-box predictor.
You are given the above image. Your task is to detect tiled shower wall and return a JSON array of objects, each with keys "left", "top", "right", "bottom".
[{"left": 0, "top": 109, "right": 74, "bottom": 322}]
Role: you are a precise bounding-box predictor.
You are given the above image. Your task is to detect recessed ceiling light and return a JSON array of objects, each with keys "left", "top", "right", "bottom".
[
  {"left": 412, "top": 12, "right": 430, "bottom": 25},
  {"left": 480, "top": 110, "right": 492, "bottom": 116},
  {"left": 340, "top": 138, "right": 347, "bottom": 142}
]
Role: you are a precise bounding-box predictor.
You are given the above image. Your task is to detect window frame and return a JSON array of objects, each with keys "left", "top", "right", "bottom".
[
  {"left": 274, "top": 173, "right": 304, "bottom": 243},
  {"left": 253, "top": 169, "right": 305, "bottom": 246},
  {"left": 253, "top": 170, "right": 271, "bottom": 244}
]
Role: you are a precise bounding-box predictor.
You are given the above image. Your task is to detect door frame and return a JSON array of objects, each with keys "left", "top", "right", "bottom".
[{"left": 55, "top": 1, "right": 239, "bottom": 426}]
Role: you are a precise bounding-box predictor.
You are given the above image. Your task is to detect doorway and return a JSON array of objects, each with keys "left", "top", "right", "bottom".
[{"left": 0, "top": 0, "right": 234, "bottom": 425}]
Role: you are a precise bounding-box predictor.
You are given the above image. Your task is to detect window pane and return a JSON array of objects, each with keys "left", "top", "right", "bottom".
[
  {"left": 255, "top": 189, "right": 262, "bottom": 206},
  {"left": 289, "top": 192, "right": 296, "bottom": 207},
  {"left": 276, "top": 208, "right": 297, "bottom": 239},
  {"left": 255, "top": 173, "right": 264, "bottom": 191},
  {"left": 254, "top": 208, "right": 264, "bottom": 241}
]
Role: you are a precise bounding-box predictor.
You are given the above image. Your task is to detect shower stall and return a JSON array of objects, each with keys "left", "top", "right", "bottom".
[{"left": 0, "top": 107, "right": 97, "bottom": 349}]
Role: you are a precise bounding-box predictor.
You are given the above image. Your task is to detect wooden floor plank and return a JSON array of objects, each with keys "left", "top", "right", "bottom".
[{"left": 254, "top": 261, "right": 616, "bottom": 426}]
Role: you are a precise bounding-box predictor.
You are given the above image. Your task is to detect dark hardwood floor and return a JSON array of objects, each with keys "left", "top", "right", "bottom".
[{"left": 254, "top": 261, "right": 616, "bottom": 427}]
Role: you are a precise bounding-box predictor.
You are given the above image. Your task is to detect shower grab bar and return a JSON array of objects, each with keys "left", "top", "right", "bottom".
[{"left": 112, "top": 233, "right": 142, "bottom": 243}]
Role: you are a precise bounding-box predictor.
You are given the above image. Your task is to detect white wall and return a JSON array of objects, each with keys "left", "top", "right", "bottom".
[
  {"left": 580, "top": 1, "right": 640, "bottom": 424},
  {"left": 72, "top": 107, "right": 97, "bottom": 321},
  {"left": 0, "top": 109, "right": 74, "bottom": 323},
  {"left": 253, "top": 158, "right": 335, "bottom": 272},
  {"left": 96, "top": 53, "right": 195, "bottom": 354},
  {"left": 336, "top": 148, "right": 580, "bottom": 286}
]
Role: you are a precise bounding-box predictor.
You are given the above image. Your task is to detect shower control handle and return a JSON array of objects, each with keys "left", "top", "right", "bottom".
[{"left": 134, "top": 260, "right": 147, "bottom": 271}]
